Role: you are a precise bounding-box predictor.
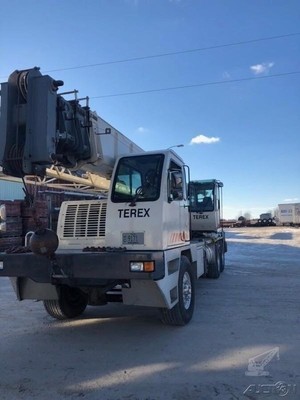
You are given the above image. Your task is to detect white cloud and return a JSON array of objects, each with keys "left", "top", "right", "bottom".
[
  {"left": 222, "top": 71, "right": 231, "bottom": 79},
  {"left": 189, "top": 134, "right": 220, "bottom": 145},
  {"left": 250, "top": 62, "right": 274, "bottom": 75},
  {"left": 136, "top": 126, "right": 148, "bottom": 134},
  {"left": 283, "top": 198, "right": 299, "bottom": 202}
]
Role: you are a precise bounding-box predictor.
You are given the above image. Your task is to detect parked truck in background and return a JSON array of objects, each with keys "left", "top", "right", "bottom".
[
  {"left": 257, "top": 213, "right": 276, "bottom": 227},
  {"left": 231, "top": 213, "right": 276, "bottom": 228},
  {"left": 0, "top": 68, "right": 226, "bottom": 326}
]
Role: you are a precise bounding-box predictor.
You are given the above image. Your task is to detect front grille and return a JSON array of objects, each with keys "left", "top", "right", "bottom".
[{"left": 63, "top": 202, "right": 107, "bottom": 238}]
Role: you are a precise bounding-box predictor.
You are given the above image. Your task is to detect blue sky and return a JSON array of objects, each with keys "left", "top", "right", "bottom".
[{"left": 0, "top": 0, "right": 299, "bottom": 219}]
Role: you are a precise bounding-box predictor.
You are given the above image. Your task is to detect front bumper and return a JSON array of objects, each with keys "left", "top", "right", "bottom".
[{"left": 0, "top": 250, "right": 165, "bottom": 284}]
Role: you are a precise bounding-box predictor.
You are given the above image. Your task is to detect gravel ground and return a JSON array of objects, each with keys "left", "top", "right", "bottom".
[{"left": 0, "top": 226, "right": 299, "bottom": 400}]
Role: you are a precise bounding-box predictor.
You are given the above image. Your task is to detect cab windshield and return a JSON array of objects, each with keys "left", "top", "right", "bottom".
[
  {"left": 111, "top": 154, "right": 164, "bottom": 203},
  {"left": 189, "top": 182, "right": 215, "bottom": 212}
]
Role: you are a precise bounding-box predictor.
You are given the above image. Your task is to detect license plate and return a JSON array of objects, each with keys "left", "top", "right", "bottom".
[{"left": 122, "top": 232, "right": 144, "bottom": 245}]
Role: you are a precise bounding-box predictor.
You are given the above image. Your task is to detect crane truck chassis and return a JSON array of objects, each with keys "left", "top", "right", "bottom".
[{"left": 0, "top": 68, "right": 226, "bottom": 326}]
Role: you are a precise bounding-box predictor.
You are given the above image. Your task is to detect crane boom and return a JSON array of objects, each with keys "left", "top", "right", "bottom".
[{"left": 0, "top": 67, "right": 142, "bottom": 181}]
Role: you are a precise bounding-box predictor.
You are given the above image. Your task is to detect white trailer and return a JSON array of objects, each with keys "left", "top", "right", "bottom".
[
  {"left": 278, "top": 203, "right": 300, "bottom": 226},
  {"left": 0, "top": 68, "right": 226, "bottom": 326}
]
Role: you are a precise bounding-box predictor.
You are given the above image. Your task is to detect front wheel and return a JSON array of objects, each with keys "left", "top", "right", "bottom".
[
  {"left": 44, "top": 286, "right": 88, "bottom": 320},
  {"left": 160, "top": 256, "right": 195, "bottom": 326}
]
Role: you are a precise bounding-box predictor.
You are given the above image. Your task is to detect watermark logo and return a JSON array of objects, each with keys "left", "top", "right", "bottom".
[
  {"left": 244, "top": 348, "right": 297, "bottom": 397},
  {"left": 245, "top": 347, "right": 280, "bottom": 376},
  {"left": 243, "top": 381, "right": 297, "bottom": 397}
]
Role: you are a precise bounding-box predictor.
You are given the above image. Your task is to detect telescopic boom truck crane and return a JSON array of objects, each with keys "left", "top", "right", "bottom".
[{"left": 0, "top": 68, "right": 226, "bottom": 325}]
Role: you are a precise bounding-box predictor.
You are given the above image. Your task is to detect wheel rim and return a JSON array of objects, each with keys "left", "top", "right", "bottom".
[{"left": 182, "top": 271, "right": 192, "bottom": 309}]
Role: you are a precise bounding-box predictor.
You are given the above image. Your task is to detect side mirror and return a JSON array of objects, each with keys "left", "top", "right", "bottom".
[{"left": 168, "top": 170, "right": 184, "bottom": 202}]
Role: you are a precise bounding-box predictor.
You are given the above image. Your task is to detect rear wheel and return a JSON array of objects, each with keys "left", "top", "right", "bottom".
[
  {"left": 220, "top": 243, "right": 225, "bottom": 272},
  {"left": 44, "top": 286, "right": 88, "bottom": 320},
  {"left": 219, "top": 239, "right": 226, "bottom": 273},
  {"left": 160, "top": 256, "right": 195, "bottom": 326},
  {"left": 206, "top": 245, "right": 221, "bottom": 279}
]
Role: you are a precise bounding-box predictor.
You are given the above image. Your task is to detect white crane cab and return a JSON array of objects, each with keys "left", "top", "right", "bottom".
[
  {"left": 188, "top": 179, "right": 227, "bottom": 277},
  {"left": 189, "top": 179, "right": 224, "bottom": 234},
  {"left": 106, "top": 150, "right": 190, "bottom": 250}
]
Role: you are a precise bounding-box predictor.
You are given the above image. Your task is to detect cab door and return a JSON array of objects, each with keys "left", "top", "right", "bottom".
[{"left": 166, "top": 161, "right": 189, "bottom": 247}]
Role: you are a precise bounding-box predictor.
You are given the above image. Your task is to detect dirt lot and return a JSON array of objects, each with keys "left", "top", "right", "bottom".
[{"left": 0, "top": 227, "right": 299, "bottom": 400}]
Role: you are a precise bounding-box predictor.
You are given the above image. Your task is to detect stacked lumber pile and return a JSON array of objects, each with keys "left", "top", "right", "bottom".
[
  {"left": 0, "top": 201, "right": 23, "bottom": 251},
  {"left": 21, "top": 200, "right": 48, "bottom": 233},
  {"left": 0, "top": 200, "right": 49, "bottom": 252}
]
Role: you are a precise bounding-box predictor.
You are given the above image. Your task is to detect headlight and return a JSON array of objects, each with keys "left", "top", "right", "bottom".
[{"left": 130, "top": 261, "right": 155, "bottom": 272}]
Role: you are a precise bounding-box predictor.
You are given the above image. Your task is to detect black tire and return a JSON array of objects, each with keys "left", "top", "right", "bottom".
[
  {"left": 220, "top": 243, "right": 225, "bottom": 273},
  {"left": 206, "top": 245, "right": 221, "bottom": 279},
  {"left": 43, "top": 286, "right": 88, "bottom": 320},
  {"left": 160, "top": 256, "right": 195, "bottom": 326}
]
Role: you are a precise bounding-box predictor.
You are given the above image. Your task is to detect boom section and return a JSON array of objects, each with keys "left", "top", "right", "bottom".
[{"left": 0, "top": 67, "right": 142, "bottom": 179}]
